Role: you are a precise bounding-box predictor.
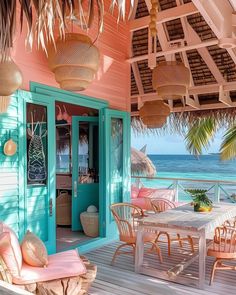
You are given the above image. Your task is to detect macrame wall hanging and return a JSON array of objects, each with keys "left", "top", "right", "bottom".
[{"left": 27, "top": 114, "right": 47, "bottom": 183}]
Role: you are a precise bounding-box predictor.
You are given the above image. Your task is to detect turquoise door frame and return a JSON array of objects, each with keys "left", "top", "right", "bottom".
[
  {"left": 71, "top": 116, "right": 99, "bottom": 231},
  {"left": 28, "top": 82, "right": 131, "bottom": 248},
  {"left": 18, "top": 90, "right": 56, "bottom": 253},
  {"left": 103, "top": 109, "right": 131, "bottom": 238}
]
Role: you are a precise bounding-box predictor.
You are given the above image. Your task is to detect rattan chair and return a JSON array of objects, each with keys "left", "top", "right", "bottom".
[
  {"left": 150, "top": 198, "right": 194, "bottom": 255},
  {"left": 110, "top": 203, "right": 162, "bottom": 265},
  {"left": 208, "top": 226, "right": 236, "bottom": 285}
]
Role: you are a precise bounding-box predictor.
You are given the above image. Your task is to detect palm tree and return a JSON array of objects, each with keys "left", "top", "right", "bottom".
[{"left": 185, "top": 117, "right": 236, "bottom": 160}]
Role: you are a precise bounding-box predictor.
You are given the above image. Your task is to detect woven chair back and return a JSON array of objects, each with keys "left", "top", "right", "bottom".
[
  {"left": 110, "top": 203, "right": 144, "bottom": 240},
  {"left": 213, "top": 226, "right": 236, "bottom": 255},
  {"left": 151, "top": 198, "right": 176, "bottom": 213}
]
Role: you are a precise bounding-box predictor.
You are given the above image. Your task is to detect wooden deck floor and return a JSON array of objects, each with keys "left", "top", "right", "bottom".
[{"left": 86, "top": 241, "right": 236, "bottom": 295}]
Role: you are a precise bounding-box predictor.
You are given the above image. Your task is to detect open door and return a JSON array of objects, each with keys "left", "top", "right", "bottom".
[
  {"left": 103, "top": 109, "right": 131, "bottom": 238},
  {"left": 22, "top": 91, "right": 56, "bottom": 254},
  {"left": 71, "top": 116, "right": 99, "bottom": 231}
]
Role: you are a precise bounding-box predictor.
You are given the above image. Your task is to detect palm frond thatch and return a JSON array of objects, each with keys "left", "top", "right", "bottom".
[
  {"left": 220, "top": 126, "right": 236, "bottom": 161},
  {"left": 131, "top": 107, "right": 236, "bottom": 136},
  {"left": 0, "top": 0, "right": 133, "bottom": 58},
  {"left": 131, "top": 147, "right": 156, "bottom": 177},
  {"left": 0, "top": 0, "right": 16, "bottom": 61}
]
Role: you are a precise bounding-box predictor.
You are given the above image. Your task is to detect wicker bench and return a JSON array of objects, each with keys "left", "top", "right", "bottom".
[{"left": 0, "top": 255, "right": 97, "bottom": 295}]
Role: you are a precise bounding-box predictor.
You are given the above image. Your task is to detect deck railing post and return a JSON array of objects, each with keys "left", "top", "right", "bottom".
[
  {"left": 214, "top": 183, "right": 221, "bottom": 203},
  {"left": 174, "top": 180, "right": 179, "bottom": 202}
]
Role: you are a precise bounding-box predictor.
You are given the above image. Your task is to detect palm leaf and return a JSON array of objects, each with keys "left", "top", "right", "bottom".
[
  {"left": 185, "top": 117, "right": 218, "bottom": 156},
  {"left": 220, "top": 126, "right": 236, "bottom": 160}
]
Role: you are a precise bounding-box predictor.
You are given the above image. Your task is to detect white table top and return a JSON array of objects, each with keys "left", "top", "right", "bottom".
[{"left": 139, "top": 203, "right": 236, "bottom": 233}]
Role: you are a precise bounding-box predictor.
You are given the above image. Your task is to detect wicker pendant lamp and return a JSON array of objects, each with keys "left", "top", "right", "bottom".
[
  {"left": 152, "top": 61, "right": 190, "bottom": 99},
  {"left": 48, "top": 33, "right": 100, "bottom": 91},
  {"left": 139, "top": 100, "right": 170, "bottom": 129},
  {"left": 0, "top": 58, "right": 23, "bottom": 113}
]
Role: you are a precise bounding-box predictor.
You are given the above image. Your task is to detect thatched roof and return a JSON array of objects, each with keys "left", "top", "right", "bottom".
[
  {"left": 130, "top": 0, "right": 236, "bottom": 130},
  {"left": 131, "top": 147, "right": 156, "bottom": 176},
  {"left": 131, "top": 107, "right": 236, "bottom": 136}
]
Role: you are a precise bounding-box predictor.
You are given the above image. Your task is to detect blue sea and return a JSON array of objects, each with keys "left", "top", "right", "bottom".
[{"left": 136, "top": 154, "right": 236, "bottom": 202}]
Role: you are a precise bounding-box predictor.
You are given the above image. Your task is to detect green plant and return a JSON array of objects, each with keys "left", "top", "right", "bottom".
[
  {"left": 185, "top": 189, "right": 213, "bottom": 208},
  {"left": 185, "top": 117, "right": 236, "bottom": 161}
]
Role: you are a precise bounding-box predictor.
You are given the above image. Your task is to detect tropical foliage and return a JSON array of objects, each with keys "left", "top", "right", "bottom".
[
  {"left": 185, "top": 116, "right": 236, "bottom": 160},
  {"left": 0, "top": 0, "right": 133, "bottom": 59},
  {"left": 185, "top": 189, "right": 213, "bottom": 209}
]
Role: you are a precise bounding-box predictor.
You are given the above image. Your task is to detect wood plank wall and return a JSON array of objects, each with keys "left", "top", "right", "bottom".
[{"left": 0, "top": 96, "right": 20, "bottom": 237}]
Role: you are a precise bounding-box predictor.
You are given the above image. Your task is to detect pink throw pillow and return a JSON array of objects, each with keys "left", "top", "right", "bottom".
[
  {"left": 0, "top": 223, "right": 22, "bottom": 277},
  {"left": 21, "top": 230, "right": 48, "bottom": 268},
  {"left": 138, "top": 187, "right": 156, "bottom": 198},
  {"left": 131, "top": 185, "right": 139, "bottom": 199},
  {"left": 0, "top": 232, "right": 21, "bottom": 277}
]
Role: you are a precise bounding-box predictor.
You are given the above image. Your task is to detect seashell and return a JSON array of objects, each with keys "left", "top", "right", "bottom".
[{"left": 87, "top": 205, "right": 98, "bottom": 213}]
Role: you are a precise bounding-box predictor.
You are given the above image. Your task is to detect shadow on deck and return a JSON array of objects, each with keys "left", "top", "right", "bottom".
[{"left": 86, "top": 241, "right": 235, "bottom": 295}]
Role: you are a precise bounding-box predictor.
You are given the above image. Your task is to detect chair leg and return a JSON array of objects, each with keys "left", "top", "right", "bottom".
[
  {"left": 155, "top": 232, "right": 171, "bottom": 256},
  {"left": 111, "top": 243, "right": 134, "bottom": 265},
  {"left": 131, "top": 244, "right": 136, "bottom": 263},
  {"left": 209, "top": 259, "right": 219, "bottom": 285},
  {"left": 149, "top": 242, "right": 163, "bottom": 263},
  {"left": 187, "top": 235, "right": 194, "bottom": 253},
  {"left": 177, "top": 234, "right": 183, "bottom": 248}
]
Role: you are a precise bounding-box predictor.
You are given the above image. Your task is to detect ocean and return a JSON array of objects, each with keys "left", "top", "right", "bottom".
[{"left": 136, "top": 154, "right": 236, "bottom": 202}]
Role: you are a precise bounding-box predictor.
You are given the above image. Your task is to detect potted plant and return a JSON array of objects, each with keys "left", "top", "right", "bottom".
[{"left": 186, "top": 189, "right": 213, "bottom": 212}]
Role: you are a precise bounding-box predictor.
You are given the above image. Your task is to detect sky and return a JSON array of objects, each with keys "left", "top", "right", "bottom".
[{"left": 131, "top": 128, "right": 226, "bottom": 155}]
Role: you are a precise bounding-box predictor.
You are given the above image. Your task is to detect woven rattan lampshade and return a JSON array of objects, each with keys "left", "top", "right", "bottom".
[
  {"left": 0, "top": 58, "right": 23, "bottom": 113},
  {"left": 139, "top": 100, "right": 170, "bottom": 129},
  {"left": 152, "top": 61, "right": 190, "bottom": 99},
  {"left": 48, "top": 33, "right": 100, "bottom": 91}
]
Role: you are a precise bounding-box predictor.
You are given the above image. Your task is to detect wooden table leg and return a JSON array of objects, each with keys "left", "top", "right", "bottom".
[
  {"left": 198, "top": 229, "right": 206, "bottom": 289},
  {"left": 135, "top": 227, "right": 144, "bottom": 273}
]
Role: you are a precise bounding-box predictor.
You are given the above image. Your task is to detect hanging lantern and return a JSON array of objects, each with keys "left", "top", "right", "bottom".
[
  {"left": 152, "top": 61, "right": 190, "bottom": 99},
  {"left": 0, "top": 58, "right": 23, "bottom": 113},
  {"left": 139, "top": 100, "right": 170, "bottom": 129},
  {"left": 48, "top": 33, "right": 100, "bottom": 91}
]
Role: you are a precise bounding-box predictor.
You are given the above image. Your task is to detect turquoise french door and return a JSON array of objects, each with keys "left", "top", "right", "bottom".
[
  {"left": 21, "top": 91, "right": 56, "bottom": 254},
  {"left": 72, "top": 116, "right": 99, "bottom": 231},
  {"left": 103, "top": 109, "right": 131, "bottom": 238}
]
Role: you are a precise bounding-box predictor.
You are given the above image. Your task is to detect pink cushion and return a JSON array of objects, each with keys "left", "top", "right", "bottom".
[
  {"left": 0, "top": 223, "right": 22, "bottom": 278},
  {"left": 151, "top": 189, "right": 176, "bottom": 201},
  {"left": 131, "top": 198, "right": 147, "bottom": 209},
  {"left": 131, "top": 185, "right": 139, "bottom": 199},
  {"left": 137, "top": 187, "right": 156, "bottom": 199},
  {"left": 13, "top": 250, "right": 87, "bottom": 285}
]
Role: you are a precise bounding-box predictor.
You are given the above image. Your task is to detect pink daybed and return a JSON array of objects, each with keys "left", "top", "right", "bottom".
[{"left": 131, "top": 185, "right": 178, "bottom": 210}]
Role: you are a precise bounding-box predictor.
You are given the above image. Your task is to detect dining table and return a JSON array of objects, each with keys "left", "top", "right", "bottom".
[{"left": 135, "top": 202, "right": 236, "bottom": 289}]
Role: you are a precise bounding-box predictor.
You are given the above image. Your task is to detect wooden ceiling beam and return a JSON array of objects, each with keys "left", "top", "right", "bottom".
[
  {"left": 131, "top": 100, "right": 236, "bottom": 115},
  {"left": 131, "top": 62, "right": 144, "bottom": 95},
  {"left": 129, "top": 0, "right": 144, "bottom": 104},
  {"left": 192, "top": 0, "right": 236, "bottom": 64},
  {"left": 130, "top": 81, "right": 236, "bottom": 103},
  {"left": 129, "top": 2, "right": 198, "bottom": 32},
  {"left": 127, "top": 39, "right": 218, "bottom": 63}
]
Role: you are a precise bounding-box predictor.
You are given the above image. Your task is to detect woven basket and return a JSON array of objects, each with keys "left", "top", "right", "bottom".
[
  {"left": 152, "top": 61, "right": 190, "bottom": 99},
  {"left": 48, "top": 33, "right": 100, "bottom": 91},
  {"left": 80, "top": 212, "right": 99, "bottom": 238},
  {"left": 139, "top": 100, "right": 170, "bottom": 128},
  {"left": 0, "top": 58, "right": 23, "bottom": 96},
  {"left": 56, "top": 191, "right": 72, "bottom": 226}
]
